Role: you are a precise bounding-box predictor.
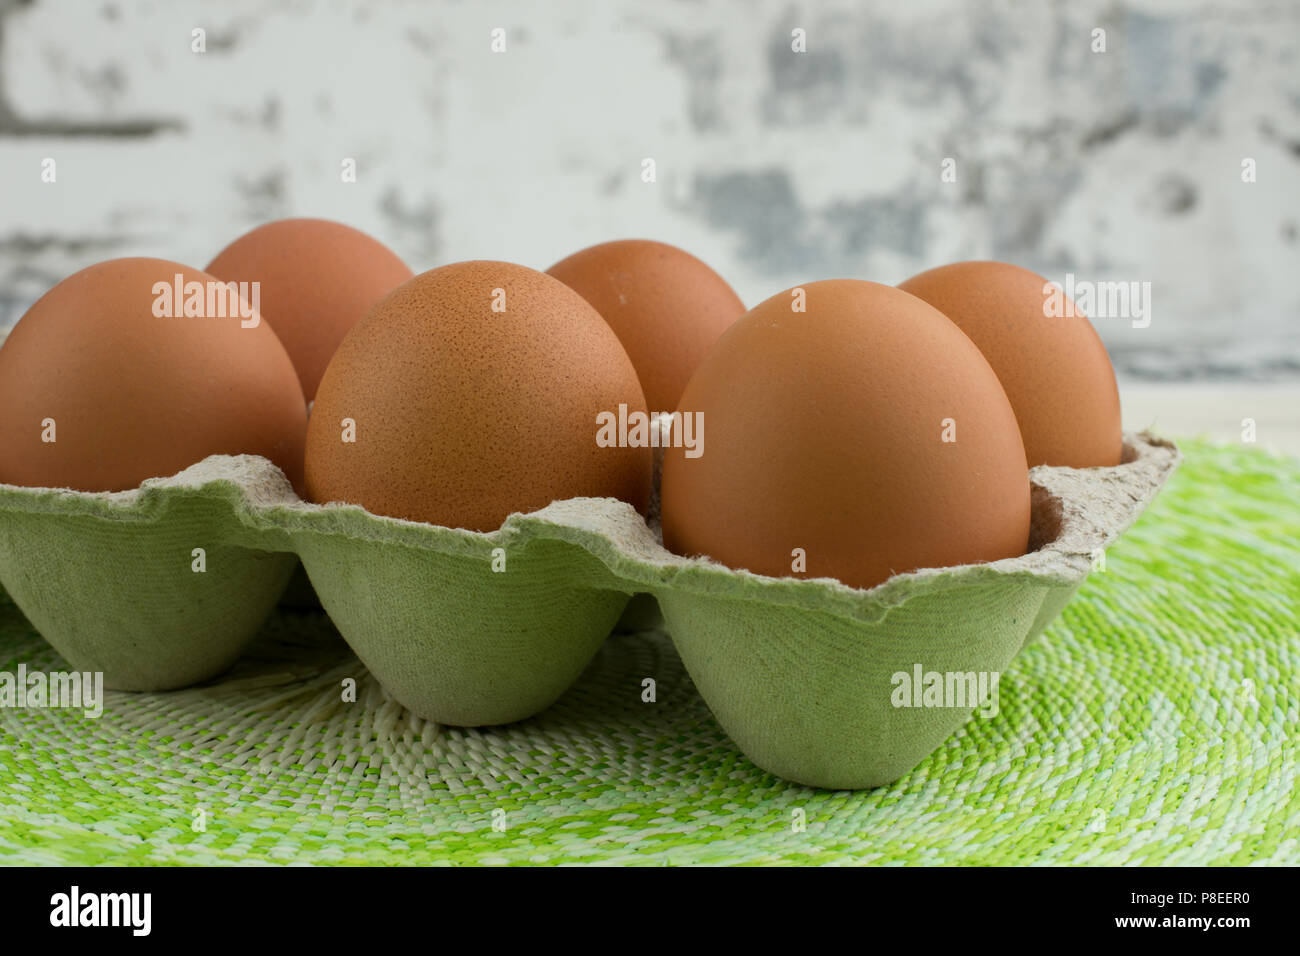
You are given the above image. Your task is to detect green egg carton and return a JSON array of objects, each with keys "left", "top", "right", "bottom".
[{"left": 0, "top": 431, "right": 1179, "bottom": 789}]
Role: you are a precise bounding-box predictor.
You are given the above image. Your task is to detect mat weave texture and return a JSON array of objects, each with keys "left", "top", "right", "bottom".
[{"left": 0, "top": 438, "right": 1296, "bottom": 865}]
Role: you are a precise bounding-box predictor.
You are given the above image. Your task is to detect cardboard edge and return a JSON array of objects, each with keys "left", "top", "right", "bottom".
[{"left": 0, "top": 432, "right": 1181, "bottom": 627}]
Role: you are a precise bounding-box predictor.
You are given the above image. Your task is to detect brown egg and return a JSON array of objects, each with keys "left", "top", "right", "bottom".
[
  {"left": 546, "top": 239, "right": 745, "bottom": 413},
  {"left": 206, "top": 218, "right": 413, "bottom": 400},
  {"left": 661, "top": 279, "right": 1030, "bottom": 591},
  {"left": 898, "top": 261, "right": 1122, "bottom": 468},
  {"left": 305, "top": 261, "right": 650, "bottom": 530},
  {"left": 0, "top": 258, "right": 307, "bottom": 493}
]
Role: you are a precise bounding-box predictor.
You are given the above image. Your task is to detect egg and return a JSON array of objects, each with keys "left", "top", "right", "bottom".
[
  {"left": 305, "top": 260, "right": 650, "bottom": 530},
  {"left": 546, "top": 239, "right": 745, "bottom": 413},
  {"left": 660, "top": 279, "right": 1030, "bottom": 591},
  {"left": 898, "top": 261, "right": 1122, "bottom": 468},
  {"left": 0, "top": 258, "right": 307, "bottom": 493},
  {"left": 206, "top": 218, "right": 413, "bottom": 400}
]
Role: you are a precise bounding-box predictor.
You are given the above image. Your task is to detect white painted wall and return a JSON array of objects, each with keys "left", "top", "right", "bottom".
[{"left": 1, "top": 0, "right": 1297, "bottom": 389}]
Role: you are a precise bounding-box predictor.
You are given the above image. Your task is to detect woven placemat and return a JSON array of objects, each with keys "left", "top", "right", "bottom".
[{"left": 1, "top": 437, "right": 1296, "bottom": 865}]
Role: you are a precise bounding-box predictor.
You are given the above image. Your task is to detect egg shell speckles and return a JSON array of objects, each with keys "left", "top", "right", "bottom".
[
  {"left": 305, "top": 260, "right": 651, "bottom": 532},
  {"left": 899, "top": 260, "right": 1123, "bottom": 468},
  {"left": 661, "top": 279, "right": 1031, "bottom": 592},
  {"left": 0, "top": 257, "right": 308, "bottom": 494},
  {"left": 206, "top": 218, "right": 414, "bottom": 401},
  {"left": 547, "top": 239, "right": 745, "bottom": 414}
]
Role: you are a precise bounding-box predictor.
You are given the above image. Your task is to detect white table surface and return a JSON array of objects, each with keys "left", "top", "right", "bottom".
[{"left": 1121, "top": 382, "right": 1300, "bottom": 457}]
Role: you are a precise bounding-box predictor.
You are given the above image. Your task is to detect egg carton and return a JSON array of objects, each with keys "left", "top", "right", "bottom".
[{"left": 0, "top": 431, "right": 1179, "bottom": 789}]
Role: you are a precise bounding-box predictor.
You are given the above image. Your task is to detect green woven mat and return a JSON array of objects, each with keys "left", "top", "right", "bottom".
[{"left": 0, "top": 437, "right": 1296, "bottom": 865}]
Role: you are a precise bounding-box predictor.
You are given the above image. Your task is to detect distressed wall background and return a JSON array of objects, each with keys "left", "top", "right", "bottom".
[{"left": 0, "top": 0, "right": 1297, "bottom": 383}]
